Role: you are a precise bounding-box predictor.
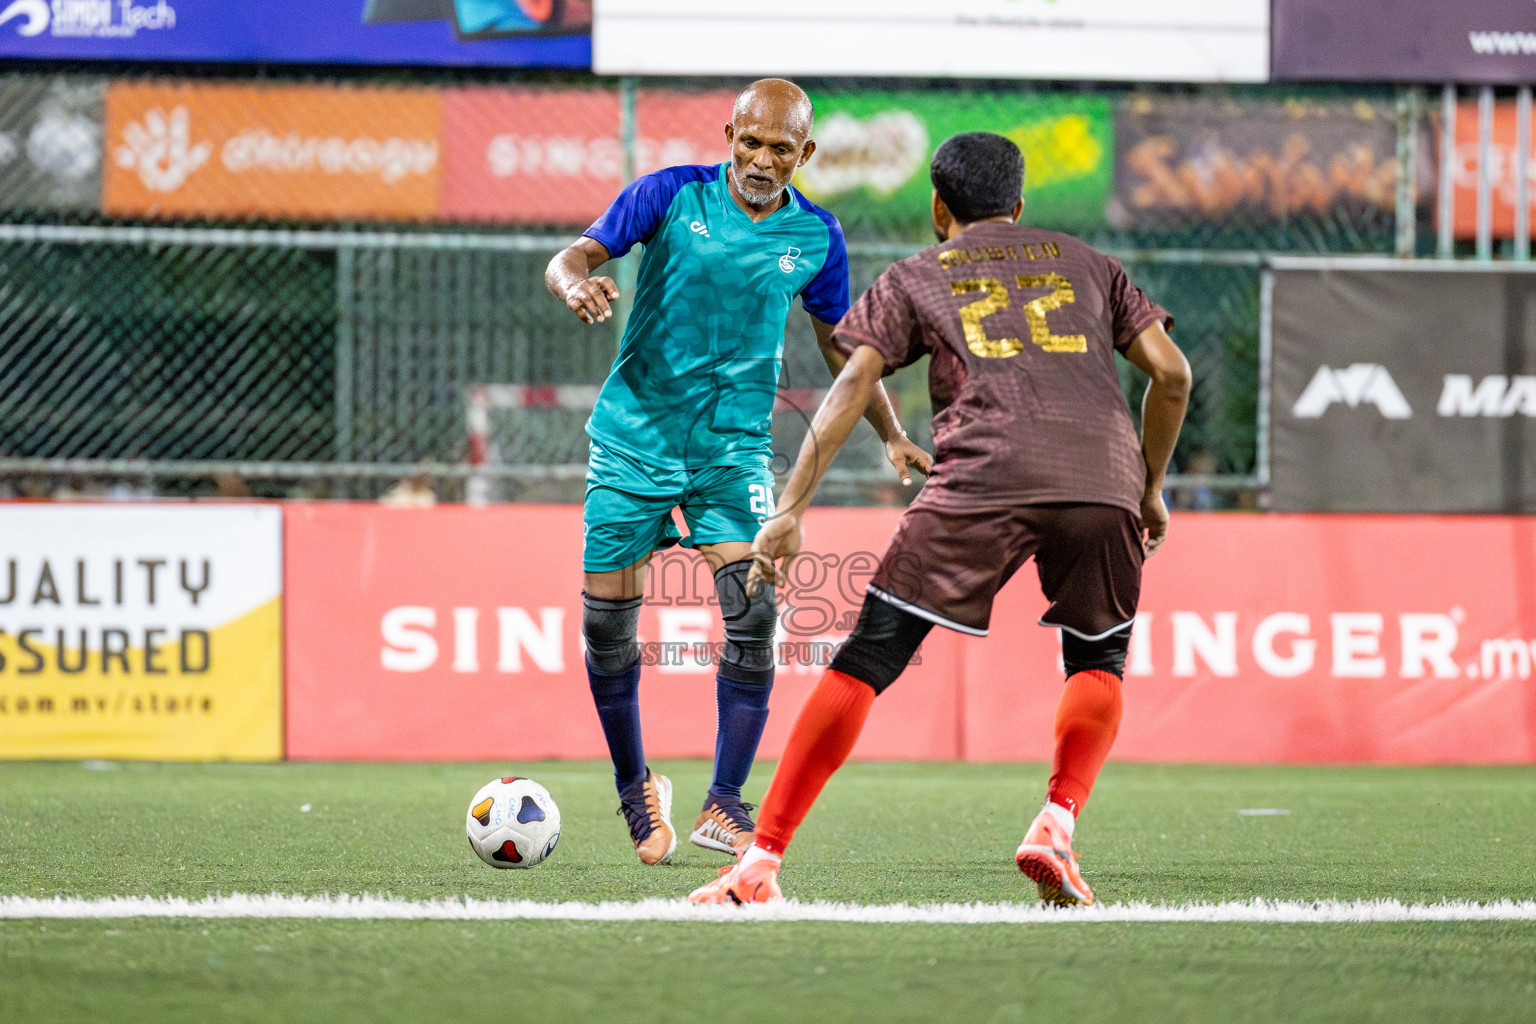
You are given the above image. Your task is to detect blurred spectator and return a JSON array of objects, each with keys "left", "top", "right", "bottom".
[
  {"left": 287, "top": 479, "right": 330, "bottom": 501},
  {"left": 380, "top": 473, "right": 436, "bottom": 507},
  {"left": 18, "top": 476, "right": 53, "bottom": 500},
  {"left": 105, "top": 478, "right": 155, "bottom": 500},
  {"left": 1170, "top": 451, "right": 1219, "bottom": 511},
  {"left": 214, "top": 471, "right": 254, "bottom": 498},
  {"left": 46, "top": 477, "right": 154, "bottom": 501}
]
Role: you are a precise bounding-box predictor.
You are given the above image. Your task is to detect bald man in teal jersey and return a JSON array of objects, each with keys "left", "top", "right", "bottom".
[{"left": 545, "top": 79, "right": 931, "bottom": 866}]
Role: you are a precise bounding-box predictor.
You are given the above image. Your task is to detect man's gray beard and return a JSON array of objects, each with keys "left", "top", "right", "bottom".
[{"left": 730, "top": 164, "right": 785, "bottom": 207}]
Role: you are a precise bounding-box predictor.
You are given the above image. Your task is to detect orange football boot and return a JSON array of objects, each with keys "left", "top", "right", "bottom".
[
  {"left": 1015, "top": 808, "right": 1094, "bottom": 906},
  {"left": 687, "top": 851, "right": 783, "bottom": 905},
  {"left": 616, "top": 768, "right": 676, "bottom": 866}
]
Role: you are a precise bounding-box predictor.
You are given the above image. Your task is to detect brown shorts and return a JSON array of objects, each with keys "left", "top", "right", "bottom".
[{"left": 866, "top": 501, "right": 1144, "bottom": 638}]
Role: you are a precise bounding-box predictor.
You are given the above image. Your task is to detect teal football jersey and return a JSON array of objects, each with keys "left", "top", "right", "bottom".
[{"left": 582, "top": 164, "right": 849, "bottom": 470}]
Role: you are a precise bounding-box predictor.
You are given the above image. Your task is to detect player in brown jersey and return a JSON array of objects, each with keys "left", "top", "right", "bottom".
[{"left": 690, "top": 132, "right": 1191, "bottom": 907}]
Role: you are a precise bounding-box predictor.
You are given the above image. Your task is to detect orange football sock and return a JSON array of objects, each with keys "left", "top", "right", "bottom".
[
  {"left": 753, "top": 669, "right": 876, "bottom": 855},
  {"left": 1045, "top": 669, "right": 1124, "bottom": 817}
]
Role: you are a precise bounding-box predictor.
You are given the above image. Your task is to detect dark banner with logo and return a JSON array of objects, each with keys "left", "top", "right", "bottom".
[
  {"left": 0, "top": 76, "right": 103, "bottom": 212},
  {"left": 1110, "top": 94, "right": 1426, "bottom": 235},
  {"left": 1274, "top": 0, "right": 1536, "bottom": 83},
  {"left": 1270, "top": 260, "right": 1536, "bottom": 512}
]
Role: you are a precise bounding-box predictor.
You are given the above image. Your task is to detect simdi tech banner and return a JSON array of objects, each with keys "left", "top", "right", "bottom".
[
  {"left": 0, "top": 505, "right": 283, "bottom": 760},
  {"left": 1274, "top": 0, "right": 1536, "bottom": 84},
  {"left": 1269, "top": 260, "right": 1536, "bottom": 513},
  {"left": 0, "top": 0, "right": 589, "bottom": 68},
  {"left": 282, "top": 504, "right": 962, "bottom": 762},
  {"left": 593, "top": 0, "right": 1268, "bottom": 83}
]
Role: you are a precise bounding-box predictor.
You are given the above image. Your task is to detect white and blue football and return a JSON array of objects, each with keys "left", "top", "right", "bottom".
[{"left": 466, "top": 776, "right": 561, "bottom": 869}]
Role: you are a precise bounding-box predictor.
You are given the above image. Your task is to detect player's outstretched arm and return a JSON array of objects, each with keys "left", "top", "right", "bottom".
[
  {"left": 810, "top": 316, "right": 932, "bottom": 485},
  {"left": 1123, "top": 321, "right": 1192, "bottom": 556},
  {"left": 544, "top": 237, "right": 620, "bottom": 325},
  {"left": 750, "top": 345, "right": 885, "bottom": 589}
]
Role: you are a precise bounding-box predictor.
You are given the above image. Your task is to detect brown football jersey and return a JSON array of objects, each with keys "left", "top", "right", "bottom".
[{"left": 833, "top": 221, "right": 1172, "bottom": 515}]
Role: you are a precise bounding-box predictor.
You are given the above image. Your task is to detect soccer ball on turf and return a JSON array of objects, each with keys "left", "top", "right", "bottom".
[{"left": 465, "top": 776, "right": 561, "bottom": 869}]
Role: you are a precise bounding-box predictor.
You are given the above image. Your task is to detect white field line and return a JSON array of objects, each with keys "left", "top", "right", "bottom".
[{"left": 2, "top": 895, "right": 1535, "bottom": 925}]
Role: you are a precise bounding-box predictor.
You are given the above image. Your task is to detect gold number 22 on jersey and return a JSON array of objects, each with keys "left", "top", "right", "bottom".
[{"left": 951, "top": 274, "right": 1088, "bottom": 358}]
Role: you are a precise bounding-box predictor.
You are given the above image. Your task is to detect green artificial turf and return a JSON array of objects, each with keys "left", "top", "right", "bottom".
[{"left": 1, "top": 759, "right": 1534, "bottom": 1023}]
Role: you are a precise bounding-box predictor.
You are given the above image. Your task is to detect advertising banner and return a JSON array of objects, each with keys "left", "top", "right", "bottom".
[
  {"left": 0, "top": 0, "right": 589, "bottom": 68},
  {"left": 797, "top": 92, "right": 1112, "bottom": 232},
  {"left": 103, "top": 81, "right": 441, "bottom": 222},
  {"left": 1110, "top": 95, "right": 1422, "bottom": 234},
  {"left": 0, "top": 76, "right": 103, "bottom": 212},
  {"left": 1269, "top": 260, "right": 1536, "bottom": 513},
  {"left": 973, "top": 514, "right": 1536, "bottom": 765},
  {"left": 595, "top": 0, "right": 1268, "bottom": 83},
  {"left": 1448, "top": 101, "right": 1536, "bottom": 241},
  {"left": 441, "top": 88, "right": 732, "bottom": 225},
  {"left": 283, "top": 504, "right": 963, "bottom": 762},
  {"left": 284, "top": 503, "right": 1536, "bottom": 765},
  {"left": 1275, "top": 0, "right": 1536, "bottom": 84},
  {"left": 0, "top": 505, "right": 283, "bottom": 760}
]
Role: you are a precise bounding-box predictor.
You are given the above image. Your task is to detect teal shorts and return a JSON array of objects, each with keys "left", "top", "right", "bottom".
[{"left": 583, "top": 441, "right": 776, "bottom": 573}]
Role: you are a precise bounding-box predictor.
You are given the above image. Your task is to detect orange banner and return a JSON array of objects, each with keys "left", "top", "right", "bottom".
[
  {"left": 1451, "top": 100, "right": 1536, "bottom": 240},
  {"left": 283, "top": 505, "right": 1536, "bottom": 765},
  {"left": 103, "top": 82, "right": 441, "bottom": 221}
]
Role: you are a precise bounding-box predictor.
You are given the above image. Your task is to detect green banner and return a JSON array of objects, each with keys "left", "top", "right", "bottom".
[{"left": 798, "top": 91, "right": 1112, "bottom": 233}]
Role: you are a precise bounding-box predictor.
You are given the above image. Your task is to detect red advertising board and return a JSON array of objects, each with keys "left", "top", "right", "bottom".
[
  {"left": 972, "top": 515, "right": 1536, "bottom": 764},
  {"left": 440, "top": 88, "right": 733, "bottom": 225},
  {"left": 283, "top": 503, "right": 960, "bottom": 761},
  {"left": 284, "top": 505, "right": 1536, "bottom": 765}
]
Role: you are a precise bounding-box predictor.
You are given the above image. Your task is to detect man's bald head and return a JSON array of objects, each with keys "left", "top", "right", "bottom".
[
  {"left": 723, "top": 78, "right": 818, "bottom": 212},
  {"left": 732, "top": 79, "right": 814, "bottom": 140}
]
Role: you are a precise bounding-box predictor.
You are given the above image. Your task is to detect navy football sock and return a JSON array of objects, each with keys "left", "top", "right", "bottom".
[
  {"left": 588, "top": 660, "right": 646, "bottom": 794},
  {"left": 711, "top": 675, "right": 772, "bottom": 800}
]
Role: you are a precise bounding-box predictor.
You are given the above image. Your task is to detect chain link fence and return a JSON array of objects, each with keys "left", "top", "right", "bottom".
[{"left": 0, "top": 72, "right": 1429, "bottom": 506}]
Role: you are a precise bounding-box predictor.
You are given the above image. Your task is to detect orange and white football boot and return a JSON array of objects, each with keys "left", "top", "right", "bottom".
[
  {"left": 687, "top": 848, "right": 784, "bottom": 905},
  {"left": 690, "top": 792, "right": 756, "bottom": 856},
  {"left": 1015, "top": 807, "right": 1094, "bottom": 907},
  {"left": 616, "top": 768, "right": 676, "bottom": 866}
]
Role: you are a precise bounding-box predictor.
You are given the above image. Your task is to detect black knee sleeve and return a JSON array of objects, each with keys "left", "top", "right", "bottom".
[
  {"left": 1062, "top": 625, "right": 1132, "bottom": 679},
  {"left": 828, "top": 593, "right": 934, "bottom": 695},
  {"left": 714, "top": 560, "right": 776, "bottom": 686},
  {"left": 582, "top": 592, "right": 641, "bottom": 676}
]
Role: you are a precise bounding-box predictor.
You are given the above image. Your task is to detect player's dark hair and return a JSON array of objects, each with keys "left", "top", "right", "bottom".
[{"left": 930, "top": 132, "right": 1024, "bottom": 225}]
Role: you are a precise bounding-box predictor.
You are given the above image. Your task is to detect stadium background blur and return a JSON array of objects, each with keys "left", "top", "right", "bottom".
[
  {"left": 2, "top": 6, "right": 1534, "bottom": 1022},
  {"left": 0, "top": 63, "right": 1435, "bottom": 508},
  {"left": 1, "top": 1, "right": 1533, "bottom": 765}
]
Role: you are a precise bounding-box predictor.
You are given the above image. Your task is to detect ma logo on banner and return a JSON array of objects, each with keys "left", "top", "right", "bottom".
[{"left": 1292, "top": 364, "right": 1413, "bottom": 419}]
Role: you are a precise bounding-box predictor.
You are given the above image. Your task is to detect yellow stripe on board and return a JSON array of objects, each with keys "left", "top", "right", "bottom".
[{"left": 0, "top": 598, "right": 283, "bottom": 761}]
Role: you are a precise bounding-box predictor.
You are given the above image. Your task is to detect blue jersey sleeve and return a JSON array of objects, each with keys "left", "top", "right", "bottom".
[
  {"left": 583, "top": 165, "right": 718, "bottom": 260},
  {"left": 797, "top": 201, "right": 850, "bottom": 324}
]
